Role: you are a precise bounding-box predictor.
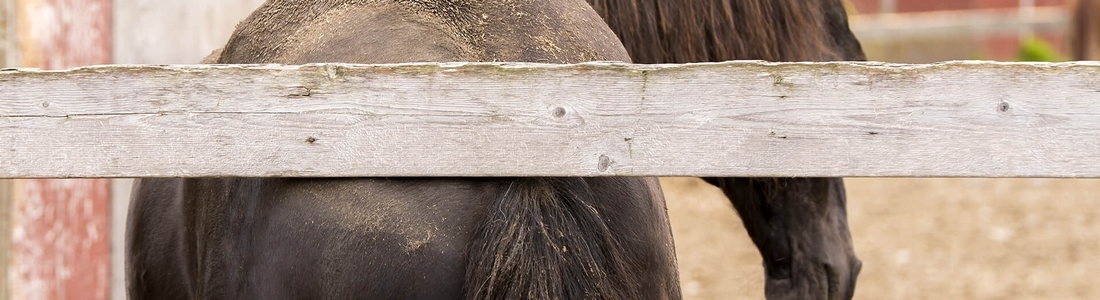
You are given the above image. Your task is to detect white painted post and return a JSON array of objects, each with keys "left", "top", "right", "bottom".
[
  {"left": 110, "top": 1, "right": 265, "bottom": 298},
  {"left": 108, "top": 179, "right": 131, "bottom": 300},
  {"left": 112, "top": 0, "right": 266, "bottom": 64}
]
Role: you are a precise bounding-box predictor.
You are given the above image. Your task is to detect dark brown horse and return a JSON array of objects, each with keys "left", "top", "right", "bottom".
[
  {"left": 126, "top": 1, "right": 680, "bottom": 299},
  {"left": 585, "top": 0, "right": 865, "bottom": 299}
]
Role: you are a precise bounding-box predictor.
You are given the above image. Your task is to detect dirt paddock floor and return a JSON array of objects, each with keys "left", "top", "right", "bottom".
[{"left": 662, "top": 177, "right": 1100, "bottom": 300}]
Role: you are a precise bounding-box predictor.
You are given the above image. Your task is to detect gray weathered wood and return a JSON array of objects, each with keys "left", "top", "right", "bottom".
[{"left": 2, "top": 61, "right": 1099, "bottom": 178}]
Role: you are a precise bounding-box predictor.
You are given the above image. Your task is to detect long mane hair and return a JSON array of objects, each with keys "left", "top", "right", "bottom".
[{"left": 586, "top": 0, "right": 865, "bottom": 63}]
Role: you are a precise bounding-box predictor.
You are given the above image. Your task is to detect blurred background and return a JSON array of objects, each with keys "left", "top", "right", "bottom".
[
  {"left": 848, "top": 0, "right": 1072, "bottom": 62},
  {"left": 1, "top": 0, "right": 1097, "bottom": 299}
]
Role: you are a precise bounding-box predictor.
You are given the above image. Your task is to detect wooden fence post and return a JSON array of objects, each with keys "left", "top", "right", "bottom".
[
  {"left": 0, "top": 180, "right": 10, "bottom": 300},
  {"left": 2, "top": 2, "right": 12, "bottom": 299},
  {"left": 8, "top": 0, "right": 112, "bottom": 299}
]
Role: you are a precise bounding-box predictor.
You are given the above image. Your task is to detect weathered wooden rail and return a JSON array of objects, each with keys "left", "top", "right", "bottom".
[{"left": 2, "top": 61, "right": 1099, "bottom": 178}]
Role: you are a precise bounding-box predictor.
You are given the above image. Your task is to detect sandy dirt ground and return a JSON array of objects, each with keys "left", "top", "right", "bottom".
[{"left": 662, "top": 177, "right": 1100, "bottom": 300}]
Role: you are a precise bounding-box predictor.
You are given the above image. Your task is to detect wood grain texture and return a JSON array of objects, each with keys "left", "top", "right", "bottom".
[{"left": 1, "top": 61, "right": 1099, "bottom": 178}]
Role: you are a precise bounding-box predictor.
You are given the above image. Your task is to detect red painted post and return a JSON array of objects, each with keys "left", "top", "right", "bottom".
[
  {"left": 10, "top": 0, "right": 113, "bottom": 299},
  {"left": 14, "top": 0, "right": 112, "bottom": 68},
  {"left": 11, "top": 180, "right": 111, "bottom": 300}
]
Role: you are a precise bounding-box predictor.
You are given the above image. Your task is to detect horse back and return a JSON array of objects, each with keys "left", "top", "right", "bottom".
[{"left": 218, "top": 0, "right": 631, "bottom": 64}]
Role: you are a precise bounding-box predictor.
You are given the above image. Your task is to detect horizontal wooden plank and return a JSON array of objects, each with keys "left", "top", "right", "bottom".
[{"left": 1, "top": 61, "right": 1099, "bottom": 178}]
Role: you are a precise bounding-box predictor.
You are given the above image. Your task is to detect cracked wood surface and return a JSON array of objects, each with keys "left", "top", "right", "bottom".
[{"left": 1, "top": 61, "right": 1098, "bottom": 178}]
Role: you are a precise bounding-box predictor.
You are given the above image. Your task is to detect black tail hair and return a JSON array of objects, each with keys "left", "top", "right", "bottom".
[{"left": 464, "top": 178, "right": 636, "bottom": 299}]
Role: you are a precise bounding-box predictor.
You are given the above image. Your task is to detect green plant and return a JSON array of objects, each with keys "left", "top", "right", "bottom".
[{"left": 1017, "top": 36, "right": 1066, "bottom": 62}]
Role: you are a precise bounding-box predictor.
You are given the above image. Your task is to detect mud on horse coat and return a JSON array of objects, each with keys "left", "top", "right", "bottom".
[
  {"left": 586, "top": 0, "right": 865, "bottom": 299},
  {"left": 125, "top": 1, "right": 680, "bottom": 299}
]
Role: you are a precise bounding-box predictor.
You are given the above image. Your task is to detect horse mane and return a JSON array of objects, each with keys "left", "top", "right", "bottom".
[{"left": 587, "top": 0, "right": 863, "bottom": 63}]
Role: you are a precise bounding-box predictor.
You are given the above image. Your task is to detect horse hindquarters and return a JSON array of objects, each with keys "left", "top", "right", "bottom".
[
  {"left": 127, "top": 178, "right": 492, "bottom": 299},
  {"left": 128, "top": 177, "right": 678, "bottom": 299},
  {"left": 125, "top": 178, "right": 195, "bottom": 299},
  {"left": 464, "top": 177, "right": 680, "bottom": 300}
]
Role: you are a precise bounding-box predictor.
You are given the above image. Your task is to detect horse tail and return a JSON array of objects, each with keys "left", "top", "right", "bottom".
[{"left": 463, "top": 178, "right": 635, "bottom": 300}]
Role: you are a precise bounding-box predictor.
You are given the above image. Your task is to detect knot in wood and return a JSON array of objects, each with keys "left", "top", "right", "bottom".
[
  {"left": 551, "top": 106, "right": 567, "bottom": 118},
  {"left": 597, "top": 155, "right": 612, "bottom": 172}
]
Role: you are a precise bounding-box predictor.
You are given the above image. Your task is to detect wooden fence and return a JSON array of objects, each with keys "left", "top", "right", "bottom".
[
  {"left": 3, "top": 60, "right": 1098, "bottom": 179},
  {"left": 3, "top": 1, "right": 1093, "bottom": 300}
]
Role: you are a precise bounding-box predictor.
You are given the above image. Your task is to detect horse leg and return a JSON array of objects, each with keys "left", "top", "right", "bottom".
[{"left": 703, "top": 177, "right": 859, "bottom": 300}]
